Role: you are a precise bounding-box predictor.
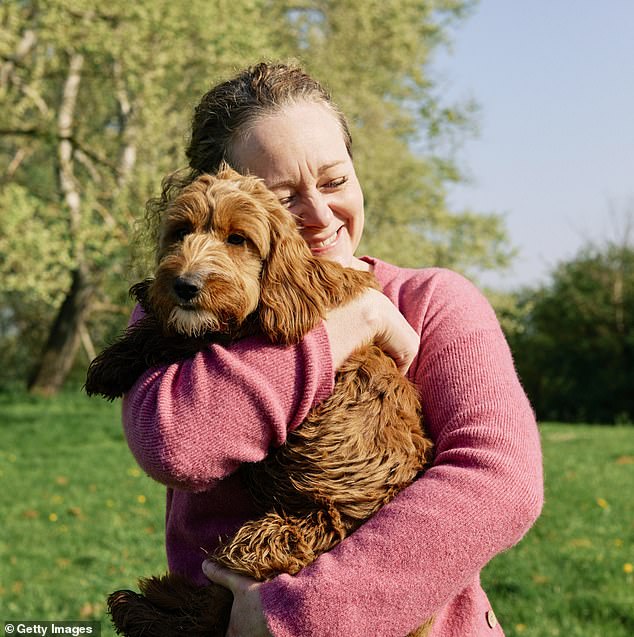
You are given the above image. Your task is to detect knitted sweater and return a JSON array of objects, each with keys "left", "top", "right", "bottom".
[{"left": 122, "top": 257, "right": 543, "bottom": 637}]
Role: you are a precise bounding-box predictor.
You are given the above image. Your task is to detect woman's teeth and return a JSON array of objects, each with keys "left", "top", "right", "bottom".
[{"left": 314, "top": 232, "right": 338, "bottom": 248}]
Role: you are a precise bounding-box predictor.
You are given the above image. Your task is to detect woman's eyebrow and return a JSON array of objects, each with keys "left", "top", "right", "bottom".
[
  {"left": 267, "top": 178, "right": 295, "bottom": 192},
  {"left": 318, "top": 160, "right": 346, "bottom": 175}
]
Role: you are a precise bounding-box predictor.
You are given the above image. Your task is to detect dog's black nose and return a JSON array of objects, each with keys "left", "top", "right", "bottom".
[{"left": 173, "top": 276, "right": 201, "bottom": 302}]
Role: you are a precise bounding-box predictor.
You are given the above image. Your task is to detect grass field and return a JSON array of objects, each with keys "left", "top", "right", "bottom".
[{"left": 1, "top": 390, "right": 632, "bottom": 636}]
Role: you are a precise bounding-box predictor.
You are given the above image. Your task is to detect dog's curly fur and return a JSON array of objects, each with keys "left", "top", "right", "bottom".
[{"left": 85, "top": 166, "right": 434, "bottom": 637}]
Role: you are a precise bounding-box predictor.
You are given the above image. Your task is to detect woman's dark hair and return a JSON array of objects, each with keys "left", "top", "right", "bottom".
[
  {"left": 187, "top": 61, "right": 352, "bottom": 173},
  {"left": 144, "top": 62, "right": 352, "bottom": 253}
]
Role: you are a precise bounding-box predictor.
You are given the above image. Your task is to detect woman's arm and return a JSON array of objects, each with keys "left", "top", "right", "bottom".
[
  {"left": 257, "top": 270, "right": 544, "bottom": 637},
  {"left": 122, "top": 289, "right": 419, "bottom": 492},
  {"left": 122, "top": 327, "right": 334, "bottom": 492}
]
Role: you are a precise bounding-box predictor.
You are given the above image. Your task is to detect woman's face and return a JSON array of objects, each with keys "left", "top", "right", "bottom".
[{"left": 230, "top": 101, "right": 367, "bottom": 270}]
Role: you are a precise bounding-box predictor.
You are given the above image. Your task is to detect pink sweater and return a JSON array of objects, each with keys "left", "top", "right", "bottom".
[{"left": 122, "top": 257, "right": 543, "bottom": 637}]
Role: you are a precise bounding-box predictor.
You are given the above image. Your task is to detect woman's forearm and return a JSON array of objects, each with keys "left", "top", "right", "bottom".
[
  {"left": 122, "top": 327, "right": 334, "bottom": 491},
  {"left": 259, "top": 317, "right": 543, "bottom": 637}
]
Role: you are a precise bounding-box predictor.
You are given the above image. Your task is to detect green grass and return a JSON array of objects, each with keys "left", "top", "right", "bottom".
[
  {"left": 481, "top": 424, "right": 634, "bottom": 637},
  {"left": 1, "top": 391, "right": 633, "bottom": 636},
  {"left": 0, "top": 390, "right": 165, "bottom": 633}
]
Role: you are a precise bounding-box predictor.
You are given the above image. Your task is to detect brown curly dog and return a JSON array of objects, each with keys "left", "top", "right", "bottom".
[{"left": 85, "top": 165, "right": 434, "bottom": 637}]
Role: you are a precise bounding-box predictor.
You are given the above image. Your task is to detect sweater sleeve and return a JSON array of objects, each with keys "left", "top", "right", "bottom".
[
  {"left": 121, "top": 311, "right": 335, "bottom": 492},
  {"left": 259, "top": 269, "right": 544, "bottom": 637}
]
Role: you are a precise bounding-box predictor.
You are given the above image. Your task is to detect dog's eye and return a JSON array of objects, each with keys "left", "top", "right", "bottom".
[
  {"left": 173, "top": 227, "right": 191, "bottom": 242},
  {"left": 227, "top": 234, "right": 246, "bottom": 246}
]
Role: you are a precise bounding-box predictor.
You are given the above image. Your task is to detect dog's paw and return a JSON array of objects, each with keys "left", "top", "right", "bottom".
[{"left": 108, "top": 575, "right": 233, "bottom": 637}]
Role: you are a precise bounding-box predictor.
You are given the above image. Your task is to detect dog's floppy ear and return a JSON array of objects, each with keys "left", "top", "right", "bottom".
[
  {"left": 84, "top": 316, "right": 162, "bottom": 399},
  {"left": 257, "top": 204, "right": 377, "bottom": 344},
  {"left": 129, "top": 279, "right": 153, "bottom": 313}
]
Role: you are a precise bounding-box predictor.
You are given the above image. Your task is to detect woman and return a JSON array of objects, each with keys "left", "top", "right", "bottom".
[{"left": 123, "top": 62, "right": 543, "bottom": 636}]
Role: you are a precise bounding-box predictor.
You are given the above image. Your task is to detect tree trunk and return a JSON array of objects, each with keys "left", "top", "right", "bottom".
[
  {"left": 28, "top": 51, "right": 90, "bottom": 396},
  {"left": 28, "top": 266, "right": 94, "bottom": 395}
]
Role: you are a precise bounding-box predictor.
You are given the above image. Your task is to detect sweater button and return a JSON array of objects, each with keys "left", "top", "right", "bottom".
[{"left": 486, "top": 610, "right": 498, "bottom": 629}]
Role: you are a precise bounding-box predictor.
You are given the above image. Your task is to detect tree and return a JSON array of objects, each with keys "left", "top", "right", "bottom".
[
  {"left": 0, "top": 0, "right": 286, "bottom": 393},
  {"left": 1, "top": 0, "right": 510, "bottom": 394},
  {"left": 505, "top": 241, "right": 634, "bottom": 423}
]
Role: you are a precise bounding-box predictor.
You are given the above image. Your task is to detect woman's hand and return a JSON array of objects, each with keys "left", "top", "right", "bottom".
[
  {"left": 202, "top": 560, "right": 272, "bottom": 637},
  {"left": 324, "top": 288, "right": 419, "bottom": 373}
]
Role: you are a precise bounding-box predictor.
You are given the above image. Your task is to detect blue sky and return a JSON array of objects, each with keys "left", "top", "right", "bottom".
[{"left": 434, "top": 1, "right": 634, "bottom": 289}]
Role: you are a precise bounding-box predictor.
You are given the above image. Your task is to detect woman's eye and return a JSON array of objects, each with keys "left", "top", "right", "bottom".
[
  {"left": 323, "top": 176, "right": 348, "bottom": 189},
  {"left": 227, "top": 233, "right": 246, "bottom": 246},
  {"left": 279, "top": 195, "right": 295, "bottom": 208}
]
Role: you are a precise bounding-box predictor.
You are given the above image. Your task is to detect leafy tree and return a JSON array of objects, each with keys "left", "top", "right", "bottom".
[
  {"left": 506, "top": 242, "right": 634, "bottom": 424},
  {"left": 0, "top": 0, "right": 286, "bottom": 393},
  {"left": 1, "top": 0, "right": 511, "bottom": 394}
]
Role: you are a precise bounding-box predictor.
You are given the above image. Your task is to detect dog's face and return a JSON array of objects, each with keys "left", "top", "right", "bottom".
[{"left": 149, "top": 166, "right": 292, "bottom": 336}]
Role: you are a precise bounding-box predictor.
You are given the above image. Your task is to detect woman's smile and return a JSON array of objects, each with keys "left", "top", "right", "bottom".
[
  {"left": 231, "top": 101, "right": 368, "bottom": 270},
  {"left": 306, "top": 225, "right": 343, "bottom": 252}
]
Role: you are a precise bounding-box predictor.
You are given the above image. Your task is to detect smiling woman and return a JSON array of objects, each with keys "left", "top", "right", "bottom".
[{"left": 120, "top": 62, "right": 543, "bottom": 637}]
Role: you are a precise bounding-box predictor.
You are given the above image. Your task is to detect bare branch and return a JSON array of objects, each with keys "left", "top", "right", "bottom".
[
  {"left": 93, "top": 200, "right": 124, "bottom": 233},
  {"left": 0, "top": 126, "right": 122, "bottom": 176},
  {"left": 4, "top": 147, "right": 32, "bottom": 179},
  {"left": 79, "top": 321, "right": 97, "bottom": 361},
  {"left": 0, "top": 29, "right": 48, "bottom": 117},
  {"left": 74, "top": 148, "right": 102, "bottom": 183},
  {"left": 71, "top": 138, "right": 120, "bottom": 174},
  {"left": 0, "top": 28, "right": 37, "bottom": 88},
  {"left": 0, "top": 127, "right": 42, "bottom": 137},
  {"left": 91, "top": 300, "right": 132, "bottom": 315},
  {"left": 8, "top": 74, "right": 50, "bottom": 115},
  {"left": 57, "top": 52, "right": 85, "bottom": 259},
  {"left": 606, "top": 197, "right": 634, "bottom": 249},
  {"left": 113, "top": 60, "right": 137, "bottom": 190}
]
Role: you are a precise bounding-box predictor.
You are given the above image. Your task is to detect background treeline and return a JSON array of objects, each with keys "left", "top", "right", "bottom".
[
  {"left": 0, "top": 1, "right": 631, "bottom": 424},
  {"left": 498, "top": 237, "right": 634, "bottom": 424},
  {"left": 1, "top": 0, "right": 506, "bottom": 394}
]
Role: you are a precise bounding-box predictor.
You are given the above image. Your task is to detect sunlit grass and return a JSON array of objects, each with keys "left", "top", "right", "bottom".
[
  {"left": 0, "top": 391, "right": 164, "bottom": 634},
  {"left": 482, "top": 424, "right": 634, "bottom": 637},
  {"left": 1, "top": 392, "right": 632, "bottom": 636}
]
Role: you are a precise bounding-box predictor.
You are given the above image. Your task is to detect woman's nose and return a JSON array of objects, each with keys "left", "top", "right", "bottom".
[{"left": 300, "top": 192, "right": 334, "bottom": 227}]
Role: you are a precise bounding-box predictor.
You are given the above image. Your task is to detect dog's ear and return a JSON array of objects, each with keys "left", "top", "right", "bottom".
[
  {"left": 257, "top": 205, "right": 377, "bottom": 344},
  {"left": 84, "top": 318, "right": 159, "bottom": 400},
  {"left": 129, "top": 279, "right": 154, "bottom": 313}
]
